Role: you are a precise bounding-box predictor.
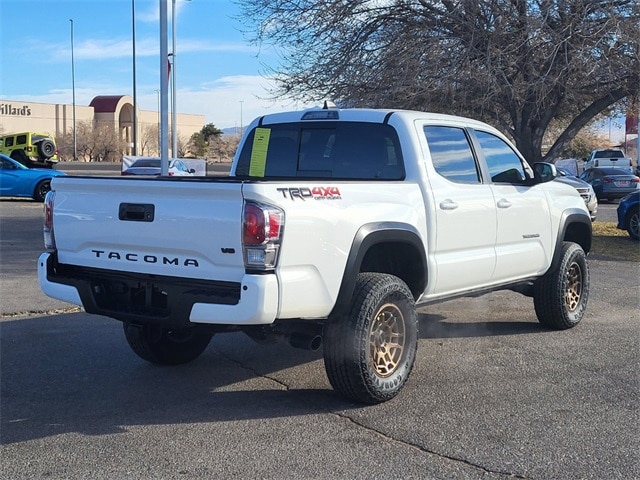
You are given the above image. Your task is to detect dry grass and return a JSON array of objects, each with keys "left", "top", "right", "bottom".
[{"left": 591, "top": 222, "right": 640, "bottom": 262}]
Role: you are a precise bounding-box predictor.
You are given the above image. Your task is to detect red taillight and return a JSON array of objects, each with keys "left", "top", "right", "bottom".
[
  {"left": 243, "top": 202, "right": 283, "bottom": 245},
  {"left": 243, "top": 201, "right": 284, "bottom": 269},
  {"left": 244, "top": 203, "right": 266, "bottom": 245},
  {"left": 44, "top": 195, "right": 53, "bottom": 229},
  {"left": 632, "top": 178, "right": 640, "bottom": 183},
  {"left": 44, "top": 191, "right": 56, "bottom": 249},
  {"left": 268, "top": 213, "right": 282, "bottom": 239}
]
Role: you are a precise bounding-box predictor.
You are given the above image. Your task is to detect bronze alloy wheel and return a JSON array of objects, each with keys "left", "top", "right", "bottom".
[
  {"left": 323, "top": 272, "right": 418, "bottom": 403},
  {"left": 533, "top": 242, "right": 589, "bottom": 330},
  {"left": 564, "top": 261, "right": 583, "bottom": 312},
  {"left": 369, "top": 303, "right": 406, "bottom": 377}
]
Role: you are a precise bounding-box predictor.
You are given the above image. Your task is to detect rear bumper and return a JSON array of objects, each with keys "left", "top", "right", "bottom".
[
  {"left": 599, "top": 187, "right": 638, "bottom": 199},
  {"left": 38, "top": 252, "right": 278, "bottom": 327}
]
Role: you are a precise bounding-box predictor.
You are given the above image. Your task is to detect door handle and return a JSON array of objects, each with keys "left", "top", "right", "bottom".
[
  {"left": 439, "top": 199, "right": 459, "bottom": 210},
  {"left": 497, "top": 199, "right": 512, "bottom": 209}
]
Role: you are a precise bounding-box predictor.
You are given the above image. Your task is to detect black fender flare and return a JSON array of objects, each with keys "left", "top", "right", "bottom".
[
  {"left": 548, "top": 209, "right": 592, "bottom": 274},
  {"left": 329, "top": 222, "right": 427, "bottom": 317}
]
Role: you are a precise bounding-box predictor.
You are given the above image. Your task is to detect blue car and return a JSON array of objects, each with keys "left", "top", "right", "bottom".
[
  {"left": 579, "top": 167, "right": 640, "bottom": 201},
  {"left": 0, "top": 153, "right": 66, "bottom": 202},
  {"left": 617, "top": 191, "right": 640, "bottom": 241}
]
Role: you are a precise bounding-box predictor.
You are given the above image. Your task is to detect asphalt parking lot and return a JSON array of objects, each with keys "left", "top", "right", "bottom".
[{"left": 1, "top": 181, "right": 638, "bottom": 479}]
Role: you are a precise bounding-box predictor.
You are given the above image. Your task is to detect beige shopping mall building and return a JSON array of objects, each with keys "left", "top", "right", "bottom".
[{"left": 0, "top": 95, "right": 205, "bottom": 159}]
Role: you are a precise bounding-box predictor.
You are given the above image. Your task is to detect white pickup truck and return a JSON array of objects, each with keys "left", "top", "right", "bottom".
[
  {"left": 39, "top": 106, "right": 592, "bottom": 404},
  {"left": 583, "top": 148, "right": 633, "bottom": 172}
]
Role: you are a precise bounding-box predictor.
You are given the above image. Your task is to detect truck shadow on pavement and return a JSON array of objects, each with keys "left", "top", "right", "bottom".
[
  {"left": 2, "top": 305, "right": 546, "bottom": 445},
  {"left": 419, "top": 312, "right": 546, "bottom": 339},
  {"left": 0, "top": 313, "right": 341, "bottom": 445}
]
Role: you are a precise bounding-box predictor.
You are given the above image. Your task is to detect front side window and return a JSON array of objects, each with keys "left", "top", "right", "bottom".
[
  {"left": 424, "top": 126, "right": 480, "bottom": 183},
  {"left": 4, "top": 137, "right": 14, "bottom": 147},
  {"left": 235, "top": 122, "right": 404, "bottom": 180},
  {"left": 475, "top": 131, "right": 526, "bottom": 184}
]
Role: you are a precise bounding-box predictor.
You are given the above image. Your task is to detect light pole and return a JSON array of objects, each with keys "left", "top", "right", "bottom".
[
  {"left": 160, "top": 0, "right": 169, "bottom": 175},
  {"left": 171, "top": 0, "right": 177, "bottom": 158},
  {"left": 239, "top": 100, "right": 243, "bottom": 137},
  {"left": 69, "top": 19, "right": 77, "bottom": 161},
  {"left": 132, "top": 0, "right": 138, "bottom": 156},
  {"left": 170, "top": 0, "right": 191, "bottom": 159}
]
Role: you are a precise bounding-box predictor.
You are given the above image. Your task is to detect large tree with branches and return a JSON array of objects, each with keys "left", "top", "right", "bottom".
[{"left": 238, "top": 0, "right": 639, "bottom": 163}]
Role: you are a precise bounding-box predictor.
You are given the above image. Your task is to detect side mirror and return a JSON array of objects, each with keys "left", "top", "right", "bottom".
[{"left": 533, "top": 162, "right": 557, "bottom": 183}]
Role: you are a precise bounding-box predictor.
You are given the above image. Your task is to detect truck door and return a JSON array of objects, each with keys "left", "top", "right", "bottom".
[
  {"left": 423, "top": 125, "right": 497, "bottom": 294},
  {"left": 472, "top": 130, "right": 551, "bottom": 281}
]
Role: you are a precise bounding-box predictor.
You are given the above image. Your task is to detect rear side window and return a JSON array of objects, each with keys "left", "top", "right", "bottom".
[
  {"left": 16, "top": 135, "right": 27, "bottom": 145},
  {"left": 235, "top": 122, "right": 404, "bottom": 179},
  {"left": 4, "top": 137, "right": 14, "bottom": 147},
  {"left": 424, "top": 126, "right": 480, "bottom": 183}
]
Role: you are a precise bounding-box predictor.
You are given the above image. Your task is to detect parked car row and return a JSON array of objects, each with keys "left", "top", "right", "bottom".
[{"left": 121, "top": 157, "right": 196, "bottom": 176}]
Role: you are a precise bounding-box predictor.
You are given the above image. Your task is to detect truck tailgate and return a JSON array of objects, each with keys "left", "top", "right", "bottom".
[{"left": 50, "top": 176, "right": 246, "bottom": 282}]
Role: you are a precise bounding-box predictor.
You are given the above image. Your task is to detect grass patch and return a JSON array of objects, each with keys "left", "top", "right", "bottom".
[{"left": 591, "top": 222, "right": 640, "bottom": 261}]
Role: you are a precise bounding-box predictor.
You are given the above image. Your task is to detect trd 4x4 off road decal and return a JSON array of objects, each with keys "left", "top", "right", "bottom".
[{"left": 276, "top": 186, "right": 342, "bottom": 201}]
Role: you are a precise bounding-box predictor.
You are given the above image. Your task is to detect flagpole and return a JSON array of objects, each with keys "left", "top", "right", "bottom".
[{"left": 160, "top": 0, "right": 169, "bottom": 175}]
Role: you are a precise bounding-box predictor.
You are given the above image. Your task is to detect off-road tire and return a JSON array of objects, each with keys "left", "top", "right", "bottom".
[
  {"left": 323, "top": 272, "right": 418, "bottom": 404},
  {"left": 625, "top": 208, "right": 639, "bottom": 240},
  {"left": 534, "top": 242, "right": 589, "bottom": 330},
  {"left": 33, "top": 179, "right": 51, "bottom": 202},
  {"left": 37, "top": 139, "right": 56, "bottom": 159},
  {"left": 123, "top": 323, "right": 213, "bottom": 365}
]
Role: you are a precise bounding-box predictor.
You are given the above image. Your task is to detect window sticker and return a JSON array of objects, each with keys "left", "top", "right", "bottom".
[{"left": 249, "top": 128, "right": 271, "bottom": 177}]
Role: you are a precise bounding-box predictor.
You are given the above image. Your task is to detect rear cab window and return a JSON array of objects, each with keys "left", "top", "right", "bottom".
[{"left": 235, "top": 122, "right": 404, "bottom": 180}]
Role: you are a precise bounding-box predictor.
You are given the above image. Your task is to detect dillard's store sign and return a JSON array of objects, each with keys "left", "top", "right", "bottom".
[{"left": 0, "top": 103, "right": 32, "bottom": 117}]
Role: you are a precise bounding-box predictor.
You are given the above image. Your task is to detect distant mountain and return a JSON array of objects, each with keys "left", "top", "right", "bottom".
[{"left": 221, "top": 127, "right": 241, "bottom": 136}]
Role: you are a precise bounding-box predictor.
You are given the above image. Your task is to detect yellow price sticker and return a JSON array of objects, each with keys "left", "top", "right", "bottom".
[{"left": 249, "top": 128, "right": 271, "bottom": 177}]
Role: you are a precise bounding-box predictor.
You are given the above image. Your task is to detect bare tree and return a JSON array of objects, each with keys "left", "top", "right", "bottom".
[
  {"left": 76, "top": 121, "right": 98, "bottom": 162},
  {"left": 55, "top": 130, "right": 74, "bottom": 162},
  {"left": 139, "top": 124, "right": 159, "bottom": 156},
  {"left": 208, "top": 135, "right": 240, "bottom": 162},
  {"left": 238, "top": 0, "right": 639, "bottom": 163},
  {"left": 93, "top": 123, "right": 125, "bottom": 162},
  {"left": 543, "top": 121, "right": 609, "bottom": 160},
  {"left": 176, "top": 134, "right": 190, "bottom": 158}
]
